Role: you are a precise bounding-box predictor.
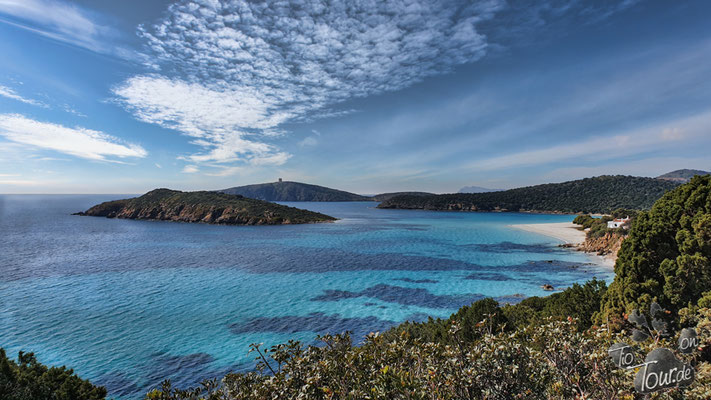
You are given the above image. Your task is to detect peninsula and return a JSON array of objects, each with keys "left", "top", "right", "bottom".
[
  {"left": 378, "top": 175, "right": 679, "bottom": 214},
  {"left": 75, "top": 189, "right": 336, "bottom": 225}
]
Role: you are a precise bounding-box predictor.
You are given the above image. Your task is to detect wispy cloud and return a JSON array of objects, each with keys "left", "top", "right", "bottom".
[
  {"left": 181, "top": 165, "right": 199, "bottom": 173},
  {"left": 114, "top": 0, "right": 645, "bottom": 173},
  {"left": 0, "top": 0, "right": 139, "bottom": 59},
  {"left": 298, "top": 130, "right": 321, "bottom": 148},
  {"left": 464, "top": 109, "right": 711, "bottom": 171},
  {"left": 113, "top": 75, "right": 289, "bottom": 166},
  {"left": 62, "top": 104, "right": 87, "bottom": 117},
  {"left": 115, "top": 0, "right": 506, "bottom": 170},
  {"left": 0, "top": 179, "right": 43, "bottom": 186},
  {"left": 0, "top": 84, "right": 47, "bottom": 107},
  {"left": 0, "top": 114, "right": 147, "bottom": 161}
]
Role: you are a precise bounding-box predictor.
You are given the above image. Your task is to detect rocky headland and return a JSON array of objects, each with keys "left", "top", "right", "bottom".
[{"left": 75, "top": 188, "right": 337, "bottom": 225}]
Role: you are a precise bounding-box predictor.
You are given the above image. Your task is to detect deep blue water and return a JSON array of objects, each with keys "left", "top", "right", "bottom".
[{"left": 0, "top": 195, "right": 613, "bottom": 398}]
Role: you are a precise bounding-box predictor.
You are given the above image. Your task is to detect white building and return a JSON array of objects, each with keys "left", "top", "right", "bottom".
[{"left": 608, "top": 216, "right": 631, "bottom": 229}]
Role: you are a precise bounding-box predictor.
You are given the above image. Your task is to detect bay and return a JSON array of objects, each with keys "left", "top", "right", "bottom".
[{"left": 0, "top": 195, "right": 612, "bottom": 399}]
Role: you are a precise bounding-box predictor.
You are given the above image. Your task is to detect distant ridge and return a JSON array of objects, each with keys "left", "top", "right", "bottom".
[
  {"left": 458, "top": 186, "right": 504, "bottom": 194},
  {"left": 378, "top": 175, "right": 680, "bottom": 214},
  {"left": 370, "top": 192, "right": 434, "bottom": 202},
  {"left": 656, "top": 169, "right": 709, "bottom": 183},
  {"left": 220, "top": 181, "right": 370, "bottom": 202}
]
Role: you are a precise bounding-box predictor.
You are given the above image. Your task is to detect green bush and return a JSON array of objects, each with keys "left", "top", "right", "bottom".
[
  {"left": 600, "top": 175, "right": 711, "bottom": 321},
  {"left": 0, "top": 349, "right": 106, "bottom": 400}
]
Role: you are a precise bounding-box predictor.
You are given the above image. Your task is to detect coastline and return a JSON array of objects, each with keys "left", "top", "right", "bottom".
[
  {"left": 510, "top": 222, "right": 585, "bottom": 244},
  {"left": 509, "top": 222, "right": 616, "bottom": 269}
]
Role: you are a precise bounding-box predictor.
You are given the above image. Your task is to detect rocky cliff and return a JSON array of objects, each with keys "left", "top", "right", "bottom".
[
  {"left": 577, "top": 231, "right": 626, "bottom": 259},
  {"left": 76, "top": 189, "right": 336, "bottom": 225}
]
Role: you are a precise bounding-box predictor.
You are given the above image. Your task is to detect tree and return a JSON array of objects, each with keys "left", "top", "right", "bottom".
[
  {"left": 0, "top": 349, "right": 106, "bottom": 400},
  {"left": 600, "top": 175, "right": 711, "bottom": 321}
]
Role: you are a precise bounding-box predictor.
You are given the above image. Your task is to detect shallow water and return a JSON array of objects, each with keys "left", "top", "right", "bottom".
[{"left": 0, "top": 195, "right": 612, "bottom": 398}]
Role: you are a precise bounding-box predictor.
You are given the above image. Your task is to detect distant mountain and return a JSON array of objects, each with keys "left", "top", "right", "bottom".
[
  {"left": 370, "top": 192, "right": 434, "bottom": 202},
  {"left": 76, "top": 189, "right": 336, "bottom": 225},
  {"left": 378, "top": 175, "right": 681, "bottom": 214},
  {"left": 458, "top": 186, "right": 504, "bottom": 194},
  {"left": 656, "top": 169, "right": 709, "bottom": 183},
  {"left": 220, "top": 181, "right": 370, "bottom": 202}
]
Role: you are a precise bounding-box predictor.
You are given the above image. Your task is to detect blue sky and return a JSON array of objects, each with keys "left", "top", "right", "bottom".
[{"left": 0, "top": 0, "right": 710, "bottom": 194}]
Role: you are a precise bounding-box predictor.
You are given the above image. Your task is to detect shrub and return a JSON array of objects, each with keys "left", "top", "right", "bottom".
[
  {"left": 0, "top": 349, "right": 106, "bottom": 400},
  {"left": 600, "top": 175, "right": 711, "bottom": 321}
]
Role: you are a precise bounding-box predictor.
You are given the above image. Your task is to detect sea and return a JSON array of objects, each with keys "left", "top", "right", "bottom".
[{"left": 0, "top": 195, "right": 613, "bottom": 399}]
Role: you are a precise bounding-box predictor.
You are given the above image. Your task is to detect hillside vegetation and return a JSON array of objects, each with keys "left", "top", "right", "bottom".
[
  {"left": 600, "top": 174, "right": 711, "bottom": 320},
  {"left": 370, "top": 191, "right": 434, "bottom": 202},
  {"left": 0, "top": 349, "right": 106, "bottom": 400},
  {"left": 76, "top": 189, "right": 336, "bottom": 225},
  {"left": 220, "top": 181, "right": 370, "bottom": 201},
  {"left": 378, "top": 175, "right": 679, "bottom": 214}
]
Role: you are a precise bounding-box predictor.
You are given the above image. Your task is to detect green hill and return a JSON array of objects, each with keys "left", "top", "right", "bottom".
[
  {"left": 75, "top": 189, "right": 336, "bottom": 225},
  {"left": 220, "top": 181, "right": 370, "bottom": 202},
  {"left": 370, "top": 191, "right": 434, "bottom": 202},
  {"left": 656, "top": 168, "right": 709, "bottom": 183},
  {"left": 378, "top": 175, "right": 680, "bottom": 214}
]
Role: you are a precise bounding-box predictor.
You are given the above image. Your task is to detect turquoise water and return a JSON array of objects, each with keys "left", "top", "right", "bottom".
[{"left": 0, "top": 195, "right": 612, "bottom": 398}]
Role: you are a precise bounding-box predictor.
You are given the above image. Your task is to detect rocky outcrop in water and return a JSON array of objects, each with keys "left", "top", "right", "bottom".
[{"left": 75, "top": 189, "right": 336, "bottom": 225}]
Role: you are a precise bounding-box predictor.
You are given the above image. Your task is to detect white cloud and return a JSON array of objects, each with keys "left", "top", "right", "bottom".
[
  {"left": 0, "top": 0, "right": 140, "bottom": 59},
  {"left": 0, "top": 85, "right": 47, "bottom": 107},
  {"left": 298, "top": 130, "right": 321, "bottom": 147},
  {"left": 115, "top": 0, "right": 505, "bottom": 168},
  {"left": 113, "top": 76, "right": 289, "bottom": 165},
  {"left": 114, "top": 0, "right": 644, "bottom": 170},
  {"left": 0, "top": 114, "right": 147, "bottom": 161},
  {"left": 182, "top": 164, "right": 199, "bottom": 173},
  {"left": 204, "top": 165, "right": 244, "bottom": 177},
  {"left": 298, "top": 136, "right": 319, "bottom": 147},
  {"left": 0, "top": 179, "right": 43, "bottom": 186},
  {"left": 464, "top": 110, "right": 711, "bottom": 171},
  {"left": 62, "top": 104, "right": 87, "bottom": 117}
]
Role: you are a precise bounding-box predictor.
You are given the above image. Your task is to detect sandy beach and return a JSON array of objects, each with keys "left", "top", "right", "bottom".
[
  {"left": 510, "top": 222, "right": 616, "bottom": 269},
  {"left": 509, "top": 222, "right": 586, "bottom": 244}
]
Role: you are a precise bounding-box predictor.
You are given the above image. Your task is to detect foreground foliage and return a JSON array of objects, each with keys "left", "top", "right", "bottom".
[
  {"left": 0, "top": 349, "right": 106, "bottom": 400},
  {"left": 601, "top": 175, "right": 711, "bottom": 321},
  {"left": 145, "top": 309, "right": 711, "bottom": 399}
]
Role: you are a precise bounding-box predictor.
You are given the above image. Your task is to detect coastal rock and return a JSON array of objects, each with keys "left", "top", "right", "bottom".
[
  {"left": 577, "top": 231, "right": 625, "bottom": 259},
  {"left": 75, "top": 189, "right": 337, "bottom": 226}
]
